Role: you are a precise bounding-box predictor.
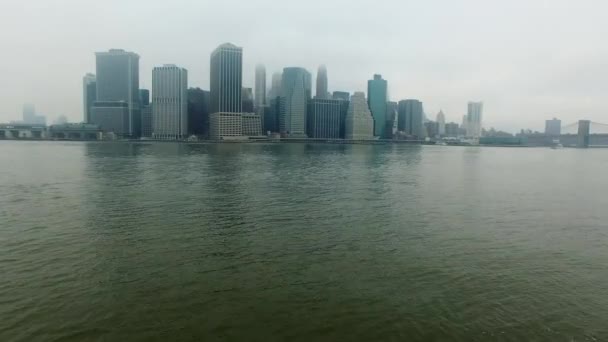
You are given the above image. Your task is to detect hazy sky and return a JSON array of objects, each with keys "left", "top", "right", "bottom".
[{"left": 1, "top": 0, "right": 607, "bottom": 131}]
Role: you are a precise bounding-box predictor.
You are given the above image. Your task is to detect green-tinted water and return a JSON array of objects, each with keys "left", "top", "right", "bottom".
[{"left": 1, "top": 141, "right": 607, "bottom": 341}]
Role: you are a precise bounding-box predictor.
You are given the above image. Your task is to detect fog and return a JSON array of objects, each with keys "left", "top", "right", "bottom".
[{"left": 1, "top": 0, "right": 607, "bottom": 131}]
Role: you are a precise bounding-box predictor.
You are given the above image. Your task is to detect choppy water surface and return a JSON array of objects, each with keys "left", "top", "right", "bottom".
[{"left": 1, "top": 141, "right": 607, "bottom": 341}]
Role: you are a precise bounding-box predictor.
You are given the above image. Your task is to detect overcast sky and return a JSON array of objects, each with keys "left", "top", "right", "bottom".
[{"left": 1, "top": 0, "right": 607, "bottom": 131}]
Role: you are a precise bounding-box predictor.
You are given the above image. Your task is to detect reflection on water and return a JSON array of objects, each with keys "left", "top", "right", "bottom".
[{"left": 1, "top": 141, "right": 608, "bottom": 341}]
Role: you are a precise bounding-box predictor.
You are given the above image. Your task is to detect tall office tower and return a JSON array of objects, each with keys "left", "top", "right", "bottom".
[
  {"left": 255, "top": 64, "right": 266, "bottom": 111},
  {"left": 139, "top": 89, "right": 150, "bottom": 106},
  {"left": 268, "top": 72, "right": 282, "bottom": 101},
  {"left": 280, "top": 67, "right": 311, "bottom": 137},
  {"left": 151, "top": 65, "right": 188, "bottom": 140},
  {"left": 265, "top": 97, "right": 281, "bottom": 133},
  {"left": 386, "top": 101, "right": 398, "bottom": 139},
  {"left": 22, "top": 103, "right": 36, "bottom": 123},
  {"left": 461, "top": 115, "right": 468, "bottom": 134},
  {"left": 436, "top": 110, "right": 446, "bottom": 136},
  {"left": 345, "top": 92, "right": 374, "bottom": 140},
  {"left": 92, "top": 49, "right": 140, "bottom": 137},
  {"left": 332, "top": 91, "right": 350, "bottom": 102},
  {"left": 316, "top": 65, "right": 329, "bottom": 99},
  {"left": 83, "top": 74, "right": 96, "bottom": 123},
  {"left": 545, "top": 118, "right": 561, "bottom": 136},
  {"left": 210, "top": 43, "right": 243, "bottom": 114},
  {"left": 242, "top": 87, "right": 254, "bottom": 113},
  {"left": 367, "top": 74, "right": 388, "bottom": 137},
  {"left": 398, "top": 99, "right": 425, "bottom": 138},
  {"left": 187, "top": 88, "right": 210, "bottom": 137},
  {"left": 466, "top": 101, "right": 483, "bottom": 137},
  {"left": 307, "top": 98, "right": 342, "bottom": 139},
  {"left": 445, "top": 122, "right": 460, "bottom": 137}
]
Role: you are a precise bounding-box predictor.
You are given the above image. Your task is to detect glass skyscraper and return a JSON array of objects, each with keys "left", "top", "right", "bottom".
[
  {"left": 210, "top": 43, "right": 243, "bottom": 114},
  {"left": 367, "top": 74, "right": 388, "bottom": 138},
  {"left": 398, "top": 99, "right": 425, "bottom": 138},
  {"left": 307, "top": 98, "right": 341, "bottom": 139},
  {"left": 280, "top": 67, "right": 311, "bottom": 137}
]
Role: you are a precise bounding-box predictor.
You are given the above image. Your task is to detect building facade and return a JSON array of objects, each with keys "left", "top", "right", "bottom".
[
  {"left": 332, "top": 91, "right": 350, "bottom": 102},
  {"left": 316, "top": 65, "right": 329, "bottom": 99},
  {"left": 398, "top": 99, "right": 425, "bottom": 138},
  {"left": 83, "top": 74, "right": 96, "bottom": 123},
  {"left": 152, "top": 65, "right": 188, "bottom": 139},
  {"left": 90, "top": 102, "right": 130, "bottom": 136},
  {"left": 368, "top": 74, "right": 388, "bottom": 138},
  {"left": 255, "top": 64, "right": 266, "bottom": 111},
  {"left": 436, "top": 110, "right": 446, "bottom": 136},
  {"left": 210, "top": 43, "right": 242, "bottom": 114},
  {"left": 345, "top": 92, "right": 374, "bottom": 140},
  {"left": 386, "top": 101, "right": 398, "bottom": 139},
  {"left": 242, "top": 87, "right": 254, "bottom": 113},
  {"left": 280, "top": 67, "right": 311, "bottom": 137},
  {"left": 242, "top": 113, "right": 263, "bottom": 137},
  {"left": 141, "top": 105, "right": 152, "bottom": 138},
  {"left": 268, "top": 72, "right": 282, "bottom": 102},
  {"left": 466, "top": 101, "right": 483, "bottom": 137},
  {"left": 545, "top": 118, "right": 561, "bottom": 136},
  {"left": 210, "top": 112, "right": 243, "bottom": 140},
  {"left": 187, "top": 88, "right": 210, "bottom": 137},
  {"left": 139, "top": 89, "right": 150, "bottom": 106},
  {"left": 308, "top": 98, "right": 342, "bottom": 139},
  {"left": 445, "top": 122, "right": 460, "bottom": 137}
]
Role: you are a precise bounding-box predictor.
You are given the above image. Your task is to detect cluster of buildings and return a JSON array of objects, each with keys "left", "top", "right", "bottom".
[{"left": 78, "top": 43, "right": 484, "bottom": 141}]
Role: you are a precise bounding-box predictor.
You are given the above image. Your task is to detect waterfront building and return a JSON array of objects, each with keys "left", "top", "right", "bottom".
[
  {"left": 398, "top": 99, "right": 425, "bottom": 138},
  {"left": 141, "top": 105, "right": 152, "bottom": 138},
  {"left": 307, "top": 98, "right": 342, "bottom": 139},
  {"left": 545, "top": 118, "right": 561, "bottom": 136},
  {"left": 466, "top": 101, "right": 483, "bottom": 137},
  {"left": 210, "top": 43, "right": 243, "bottom": 114},
  {"left": 265, "top": 97, "right": 280, "bottom": 134},
  {"left": 93, "top": 49, "right": 140, "bottom": 137},
  {"left": 425, "top": 121, "right": 439, "bottom": 138},
  {"left": 187, "top": 88, "right": 210, "bottom": 137},
  {"left": 386, "top": 101, "right": 398, "bottom": 139},
  {"left": 152, "top": 65, "right": 188, "bottom": 140},
  {"left": 83, "top": 74, "right": 96, "bottom": 123},
  {"left": 210, "top": 112, "right": 243, "bottom": 140},
  {"left": 280, "top": 67, "right": 311, "bottom": 137},
  {"left": 316, "top": 65, "right": 329, "bottom": 99},
  {"left": 367, "top": 74, "right": 388, "bottom": 137},
  {"left": 345, "top": 92, "right": 374, "bottom": 140},
  {"left": 242, "top": 113, "right": 263, "bottom": 136},
  {"left": 445, "top": 122, "right": 460, "bottom": 137}
]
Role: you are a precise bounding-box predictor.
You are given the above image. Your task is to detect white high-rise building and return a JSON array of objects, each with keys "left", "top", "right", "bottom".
[
  {"left": 436, "top": 110, "right": 446, "bottom": 136},
  {"left": 152, "top": 65, "right": 188, "bottom": 140},
  {"left": 345, "top": 92, "right": 374, "bottom": 140},
  {"left": 254, "top": 64, "right": 266, "bottom": 111},
  {"left": 466, "top": 102, "right": 483, "bottom": 137}
]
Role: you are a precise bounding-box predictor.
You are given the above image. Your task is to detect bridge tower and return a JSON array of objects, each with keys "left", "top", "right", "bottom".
[{"left": 577, "top": 120, "right": 590, "bottom": 148}]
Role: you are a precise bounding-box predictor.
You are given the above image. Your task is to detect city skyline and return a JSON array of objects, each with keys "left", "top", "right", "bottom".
[{"left": 2, "top": 0, "right": 608, "bottom": 132}]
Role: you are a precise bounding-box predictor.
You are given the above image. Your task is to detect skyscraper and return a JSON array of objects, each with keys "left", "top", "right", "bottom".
[
  {"left": 436, "top": 110, "right": 446, "bottom": 136},
  {"left": 92, "top": 49, "right": 140, "bottom": 137},
  {"left": 187, "top": 88, "right": 210, "bottom": 137},
  {"left": 386, "top": 101, "right": 398, "bottom": 139},
  {"left": 316, "top": 65, "right": 329, "bottom": 99},
  {"left": 254, "top": 64, "right": 266, "bottom": 111},
  {"left": 83, "top": 73, "right": 96, "bottom": 123},
  {"left": 152, "top": 65, "right": 188, "bottom": 140},
  {"left": 139, "top": 89, "right": 150, "bottom": 106},
  {"left": 545, "top": 118, "right": 561, "bottom": 136},
  {"left": 210, "top": 43, "right": 243, "bottom": 114},
  {"left": 367, "top": 74, "right": 388, "bottom": 138},
  {"left": 280, "top": 67, "right": 311, "bottom": 137},
  {"left": 466, "top": 102, "right": 483, "bottom": 137},
  {"left": 398, "top": 99, "right": 425, "bottom": 138},
  {"left": 268, "top": 72, "right": 282, "bottom": 101},
  {"left": 345, "top": 92, "right": 374, "bottom": 140},
  {"left": 307, "top": 98, "right": 341, "bottom": 139},
  {"left": 242, "top": 87, "right": 254, "bottom": 113}
]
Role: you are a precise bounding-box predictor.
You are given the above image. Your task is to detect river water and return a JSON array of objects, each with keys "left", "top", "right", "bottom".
[{"left": 1, "top": 141, "right": 607, "bottom": 341}]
